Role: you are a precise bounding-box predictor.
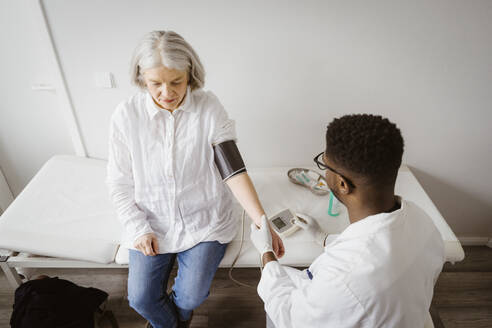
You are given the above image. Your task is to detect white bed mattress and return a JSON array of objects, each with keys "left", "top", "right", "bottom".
[
  {"left": 0, "top": 155, "right": 464, "bottom": 265},
  {"left": 0, "top": 156, "right": 121, "bottom": 263}
]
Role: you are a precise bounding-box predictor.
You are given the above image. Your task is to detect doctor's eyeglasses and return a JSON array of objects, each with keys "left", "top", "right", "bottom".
[{"left": 313, "top": 152, "right": 356, "bottom": 188}]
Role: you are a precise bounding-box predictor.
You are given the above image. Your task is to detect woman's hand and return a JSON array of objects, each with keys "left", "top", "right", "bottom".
[
  {"left": 269, "top": 226, "right": 285, "bottom": 258},
  {"left": 134, "top": 233, "right": 159, "bottom": 256},
  {"left": 225, "top": 173, "right": 286, "bottom": 256}
]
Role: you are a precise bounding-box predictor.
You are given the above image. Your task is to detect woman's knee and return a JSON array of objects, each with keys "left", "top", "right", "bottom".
[
  {"left": 128, "top": 290, "right": 155, "bottom": 315},
  {"left": 173, "top": 288, "right": 209, "bottom": 311},
  {"left": 128, "top": 280, "right": 161, "bottom": 315}
]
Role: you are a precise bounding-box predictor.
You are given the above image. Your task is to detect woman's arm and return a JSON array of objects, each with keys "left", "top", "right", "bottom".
[
  {"left": 107, "top": 120, "right": 157, "bottom": 255},
  {"left": 225, "top": 172, "right": 264, "bottom": 225},
  {"left": 225, "top": 172, "right": 285, "bottom": 258},
  {"left": 207, "top": 93, "right": 284, "bottom": 257}
]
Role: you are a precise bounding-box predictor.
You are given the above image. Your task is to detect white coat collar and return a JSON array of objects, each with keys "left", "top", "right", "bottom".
[{"left": 331, "top": 196, "right": 405, "bottom": 243}]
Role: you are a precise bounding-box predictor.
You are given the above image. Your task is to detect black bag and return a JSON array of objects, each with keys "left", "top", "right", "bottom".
[{"left": 10, "top": 276, "right": 108, "bottom": 328}]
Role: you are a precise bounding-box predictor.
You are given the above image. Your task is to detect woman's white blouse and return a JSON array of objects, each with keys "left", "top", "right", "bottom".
[{"left": 106, "top": 88, "right": 238, "bottom": 253}]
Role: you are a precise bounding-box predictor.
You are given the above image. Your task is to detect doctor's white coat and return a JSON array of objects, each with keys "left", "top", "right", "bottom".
[{"left": 258, "top": 199, "right": 445, "bottom": 328}]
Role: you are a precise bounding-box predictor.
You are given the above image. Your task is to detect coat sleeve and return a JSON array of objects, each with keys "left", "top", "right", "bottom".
[{"left": 257, "top": 261, "right": 365, "bottom": 328}]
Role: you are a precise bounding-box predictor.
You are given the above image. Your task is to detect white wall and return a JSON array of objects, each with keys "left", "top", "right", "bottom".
[
  {"left": 0, "top": 0, "right": 74, "bottom": 196},
  {"left": 0, "top": 166, "right": 13, "bottom": 214},
  {"left": 1, "top": 0, "right": 491, "bottom": 237}
]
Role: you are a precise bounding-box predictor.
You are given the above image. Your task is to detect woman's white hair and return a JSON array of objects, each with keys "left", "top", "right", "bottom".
[{"left": 130, "top": 31, "right": 205, "bottom": 90}]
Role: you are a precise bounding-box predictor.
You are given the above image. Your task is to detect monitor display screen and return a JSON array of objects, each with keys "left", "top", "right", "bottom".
[{"left": 272, "top": 217, "right": 287, "bottom": 229}]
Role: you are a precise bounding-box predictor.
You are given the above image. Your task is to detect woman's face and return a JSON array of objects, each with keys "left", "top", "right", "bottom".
[{"left": 142, "top": 66, "right": 189, "bottom": 111}]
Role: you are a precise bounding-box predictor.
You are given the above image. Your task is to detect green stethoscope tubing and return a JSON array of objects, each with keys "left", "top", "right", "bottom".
[{"left": 328, "top": 191, "right": 340, "bottom": 217}]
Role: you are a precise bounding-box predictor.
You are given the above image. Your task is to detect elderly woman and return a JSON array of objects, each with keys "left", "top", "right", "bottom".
[{"left": 106, "top": 30, "right": 284, "bottom": 328}]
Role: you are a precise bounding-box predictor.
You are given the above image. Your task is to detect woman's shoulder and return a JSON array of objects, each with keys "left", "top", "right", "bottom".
[
  {"left": 191, "top": 89, "right": 225, "bottom": 114},
  {"left": 111, "top": 92, "right": 148, "bottom": 124}
]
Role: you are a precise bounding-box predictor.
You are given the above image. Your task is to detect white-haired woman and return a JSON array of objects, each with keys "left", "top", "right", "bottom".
[{"left": 106, "top": 31, "right": 284, "bottom": 328}]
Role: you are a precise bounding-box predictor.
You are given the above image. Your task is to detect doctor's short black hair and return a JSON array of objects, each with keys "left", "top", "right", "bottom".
[{"left": 325, "top": 114, "right": 404, "bottom": 186}]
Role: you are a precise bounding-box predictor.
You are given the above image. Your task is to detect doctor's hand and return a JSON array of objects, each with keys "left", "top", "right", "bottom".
[
  {"left": 295, "top": 213, "right": 328, "bottom": 246},
  {"left": 250, "top": 215, "right": 274, "bottom": 257},
  {"left": 134, "top": 233, "right": 159, "bottom": 256}
]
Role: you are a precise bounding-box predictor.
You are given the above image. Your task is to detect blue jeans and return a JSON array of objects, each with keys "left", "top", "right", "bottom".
[{"left": 128, "top": 241, "right": 227, "bottom": 328}]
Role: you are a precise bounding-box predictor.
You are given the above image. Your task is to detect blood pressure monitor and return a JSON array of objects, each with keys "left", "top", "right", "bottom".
[{"left": 269, "top": 209, "right": 300, "bottom": 238}]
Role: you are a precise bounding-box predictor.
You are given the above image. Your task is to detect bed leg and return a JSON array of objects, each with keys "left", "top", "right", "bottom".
[{"left": 0, "top": 256, "right": 23, "bottom": 288}]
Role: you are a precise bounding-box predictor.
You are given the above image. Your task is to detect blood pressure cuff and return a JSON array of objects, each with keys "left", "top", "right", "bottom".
[{"left": 213, "top": 140, "right": 247, "bottom": 181}]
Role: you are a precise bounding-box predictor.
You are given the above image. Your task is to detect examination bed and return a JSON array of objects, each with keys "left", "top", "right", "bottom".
[{"left": 0, "top": 155, "right": 464, "bottom": 289}]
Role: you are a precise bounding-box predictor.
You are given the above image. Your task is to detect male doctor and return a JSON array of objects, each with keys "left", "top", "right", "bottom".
[{"left": 251, "top": 114, "right": 445, "bottom": 328}]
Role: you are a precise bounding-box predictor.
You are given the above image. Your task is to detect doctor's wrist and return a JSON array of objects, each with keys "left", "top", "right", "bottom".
[{"left": 262, "top": 251, "right": 277, "bottom": 266}]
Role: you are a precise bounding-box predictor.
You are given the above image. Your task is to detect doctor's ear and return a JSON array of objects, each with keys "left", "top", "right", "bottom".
[{"left": 336, "top": 175, "right": 352, "bottom": 195}]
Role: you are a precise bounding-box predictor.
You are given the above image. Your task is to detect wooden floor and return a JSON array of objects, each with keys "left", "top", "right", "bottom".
[
  {"left": 1, "top": 246, "right": 491, "bottom": 328},
  {"left": 431, "top": 246, "right": 492, "bottom": 328}
]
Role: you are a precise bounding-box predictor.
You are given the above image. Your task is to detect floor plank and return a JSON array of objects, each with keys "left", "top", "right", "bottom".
[
  {"left": 438, "top": 307, "right": 492, "bottom": 328},
  {"left": 433, "top": 272, "right": 492, "bottom": 308}
]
